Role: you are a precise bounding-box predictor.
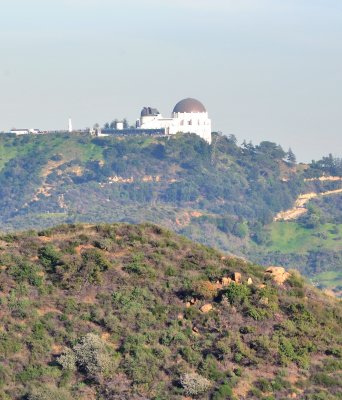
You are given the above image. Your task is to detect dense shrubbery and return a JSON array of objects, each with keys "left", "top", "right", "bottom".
[{"left": 0, "top": 223, "right": 340, "bottom": 399}]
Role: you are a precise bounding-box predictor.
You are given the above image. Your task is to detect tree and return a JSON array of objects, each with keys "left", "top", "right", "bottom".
[
  {"left": 110, "top": 119, "right": 118, "bottom": 129},
  {"left": 123, "top": 118, "right": 129, "bottom": 129},
  {"left": 287, "top": 148, "right": 297, "bottom": 164}
]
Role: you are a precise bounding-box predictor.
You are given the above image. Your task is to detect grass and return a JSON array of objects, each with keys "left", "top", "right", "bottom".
[
  {"left": 313, "top": 270, "right": 342, "bottom": 291},
  {"left": 0, "top": 134, "right": 104, "bottom": 173},
  {"left": 267, "top": 222, "right": 342, "bottom": 253},
  {"left": 56, "top": 139, "right": 103, "bottom": 162}
]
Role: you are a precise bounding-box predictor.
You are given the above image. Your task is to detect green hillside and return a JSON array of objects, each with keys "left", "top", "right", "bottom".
[
  {"left": 267, "top": 222, "right": 342, "bottom": 253},
  {"left": 0, "top": 223, "right": 341, "bottom": 399},
  {"left": 0, "top": 132, "right": 341, "bottom": 293}
]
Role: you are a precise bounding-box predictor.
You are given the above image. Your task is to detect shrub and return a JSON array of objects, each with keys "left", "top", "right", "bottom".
[
  {"left": 200, "top": 355, "right": 225, "bottom": 380},
  {"left": 180, "top": 346, "right": 202, "bottom": 366},
  {"left": 212, "top": 383, "right": 233, "bottom": 400},
  {"left": 28, "top": 385, "right": 73, "bottom": 400},
  {"left": 256, "top": 377, "right": 272, "bottom": 392},
  {"left": 245, "top": 305, "right": 268, "bottom": 321},
  {"left": 239, "top": 326, "right": 256, "bottom": 334},
  {"left": 8, "top": 260, "right": 42, "bottom": 287},
  {"left": 80, "top": 249, "right": 112, "bottom": 284},
  {"left": 123, "top": 253, "right": 155, "bottom": 277},
  {"left": 311, "top": 373, "right": 339, "bottom": 387},
  {"left": 38, "top": 245, "right": 63, "bottom": 273},
  {"left": 180, "top": 372, "right": 212, "bottom": 396},
  {"left": 192, "top": 280, "right": 218, "bottom": 299},
  {"left": 73, "top": 333, "right": 111, "bottom": 375},
  {"left": 57, "top": 348, "right": 77, "bottom": 372},
  {"left": 224, "top": 283, "right": 251, "bottom": 306}
]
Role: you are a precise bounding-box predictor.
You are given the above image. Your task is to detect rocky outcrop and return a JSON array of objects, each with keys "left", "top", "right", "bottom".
[
  {"left": 233, "top": 272, "right": 242, "bottom": 284},
  {"left": 265, "top": 267, "right": 290, "bottom": 285},
  {"left": 200, "top": 304, "right": 213, "bottom": 313}
]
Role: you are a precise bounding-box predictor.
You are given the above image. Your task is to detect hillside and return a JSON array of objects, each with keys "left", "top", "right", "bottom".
[
  {"left": 0, "top": 223, "right": 341, "bottom": 399},
  {"left": 0, "top": 132, "right": 341, "bottom": 292}
]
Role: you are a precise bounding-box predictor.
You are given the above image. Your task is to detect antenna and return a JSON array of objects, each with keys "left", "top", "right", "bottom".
[{"left": 68, "top": 117, "right": 73, "bottom": 133}]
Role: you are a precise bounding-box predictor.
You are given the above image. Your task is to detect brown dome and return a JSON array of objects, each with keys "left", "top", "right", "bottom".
[{"left": 173, "top": 98, "right": 206, "bottom": 114}]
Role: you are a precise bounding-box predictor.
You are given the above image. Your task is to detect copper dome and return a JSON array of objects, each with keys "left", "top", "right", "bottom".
[{"left": 173, "top": 98, "right": 206, "bottom": 114}]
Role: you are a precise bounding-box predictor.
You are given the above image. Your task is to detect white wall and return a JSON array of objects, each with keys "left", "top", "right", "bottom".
[{"left": 140, "top": 111, "right": 212, "bottom": 144}]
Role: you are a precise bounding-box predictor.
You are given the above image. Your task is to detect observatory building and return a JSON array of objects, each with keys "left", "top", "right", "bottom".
[{"left": 137, "top": 98, "right": 212, "bottom": 144}]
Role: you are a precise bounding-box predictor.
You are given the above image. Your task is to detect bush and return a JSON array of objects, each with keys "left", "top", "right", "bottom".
[
  {"left": 73, "top": 333, "right": 111, "bottom": 375},
  {"left": 192, "top": 280, "right": 218, "bottom": 300},
  {"left": 123, "top": 253, "right": 155, "bottom": 277},
  {"left": 256, "top": 377, "right": 272, "bottom": 392},
  {"left": 28, "top": 385, "right": 73, "bottom": 400},
  {"left": 212, "top": 383, "right": 233, "bottom": 400},
  {"left": 80, "top": 249, "right": 111, "bottom": 283},
  {"left": 224, "top": 283, "right": 251, "bottom": 306},
  {"left": 38, "top": 245, "right": 63, "bottom": 273},
  {"left": 180, "top": 372, "right": 212, "bottom": 396},
  {"left": 57, "top": 348, "right": 77, "bottom": 372},
  {"left": 311, "top": 373, "right": 339, "bottom": 388}
]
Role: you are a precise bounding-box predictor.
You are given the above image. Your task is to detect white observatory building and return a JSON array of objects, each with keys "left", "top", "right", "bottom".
[{"left": 137, "top": 98, "right": 212, "bottom": 144}]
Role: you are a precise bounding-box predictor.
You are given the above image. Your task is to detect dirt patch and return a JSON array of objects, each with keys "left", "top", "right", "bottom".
[
  {"left": 51, "top": 344, "right": 63, "bottom": 355},
  {"left": 75, "top": 244, "right": 95, "bottom": 255},
  {"left": 38, "top": 236, "right": 52, "bottom": 243},
  {"left": 274, "top": 189, "right": 342, "bottom": 221},
  {"left": 176, "top": 210, "right": 203, "bottom": 227},
  {"left": 37, "top": 306, "right": 62, "bottom": 316},
  {"left": 41, "top": 159, "right": 65, "bottom": 178},
  {"left": 190, "top": 211, "right": 203, "bottom": 218}
]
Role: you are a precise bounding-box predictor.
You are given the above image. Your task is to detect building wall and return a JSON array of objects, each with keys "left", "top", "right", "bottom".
[{"left": 140, "top": 112, "right": 212, "bottom": 144}]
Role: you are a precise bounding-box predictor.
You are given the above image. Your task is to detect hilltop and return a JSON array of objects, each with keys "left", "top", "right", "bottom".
[
  {"left": 0, "top": 223, "right": 341, "bottom": 399},
  {"left": 0, "top": 132, "right": 341, "bottom": 291}
]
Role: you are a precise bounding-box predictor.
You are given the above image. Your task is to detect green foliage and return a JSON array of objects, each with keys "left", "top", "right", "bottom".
[
  {"left": 311, "top": 373, "right": 341, "bottom": 388},
  {"left": 0, "top": 223, "right": 340, "bottom": 399},
  {"left": 0, "top": 133, "right": 340, "bottom": 294},
  {"left": 80, "top": 248, "right": 111, "bottom": 284},
  {"left": 56, "top": 349, "right": 77, "bottom": 372},
  {"left": 38, "top": 245, "right": 63, "bottom": 273},
  {"left": 123, "top": 252, "right": 155, "bottom": 277},
  {"left": 73, "top": 333, "right": 114, "bottom": 376},
  {"left": 28, "top": 386, "right": 73, "bottom": 400},
  {"left": 224, "top": 283, "right": 251, "bottom": 306},
  {"left": 7, "top": 260, "right": 42, "bottom": 286},
  {"left": 212, "top": 383, "right": 233, "bottom": 400}
]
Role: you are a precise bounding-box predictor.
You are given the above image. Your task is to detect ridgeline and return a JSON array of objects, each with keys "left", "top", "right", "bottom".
[{"left": 0, "top": 132, "right": 341, "bottom": 292}]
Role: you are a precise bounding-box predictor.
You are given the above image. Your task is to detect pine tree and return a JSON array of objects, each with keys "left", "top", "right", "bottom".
[{"left": 287, "top": 148, "right": 296, "bottom": 164}]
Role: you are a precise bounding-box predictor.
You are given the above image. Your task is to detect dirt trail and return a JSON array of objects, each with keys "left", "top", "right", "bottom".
[
  {"left": 304, "top": 176, "right": 342, "bottom": 182},
  {"left": 274, "top": 188, "right": 342, "bottom": 221}
]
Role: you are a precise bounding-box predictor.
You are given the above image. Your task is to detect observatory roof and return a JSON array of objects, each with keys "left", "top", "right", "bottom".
[
  {"left": 141, "top": 107, "right": 160, "bottom": 117},
  {"left": 173, "top": 98, "right": 206, "bottom": 114}
]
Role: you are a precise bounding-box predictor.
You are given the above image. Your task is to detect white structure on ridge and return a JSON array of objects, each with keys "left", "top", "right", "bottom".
[
  {"left": 10, "top": 128, "right": 40, "bottom": 135},
  {"left": 68, "top": 118, "right": 73, "bottom": 133},
  {"left": 137, "top": 98, "right": 212, "bottom": 144}
]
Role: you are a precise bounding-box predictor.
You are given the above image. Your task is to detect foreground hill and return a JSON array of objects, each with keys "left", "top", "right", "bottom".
[
  {"left": 0, "top": 223, "right": 341, "bottom": 399},
  {"left": 0, "top": 132, "right": 341, "bottom": 291}
]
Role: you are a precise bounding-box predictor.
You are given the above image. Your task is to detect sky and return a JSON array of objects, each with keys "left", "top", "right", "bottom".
[{"left": 0, "top": 0, "right": 341, "bottom": 162}]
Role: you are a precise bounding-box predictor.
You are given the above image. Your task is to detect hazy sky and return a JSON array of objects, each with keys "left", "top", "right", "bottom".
[{"left": 1, "top": 0, "right": 341, "bottom": 161}]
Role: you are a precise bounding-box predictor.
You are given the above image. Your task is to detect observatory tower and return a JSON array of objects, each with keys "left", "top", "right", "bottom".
[{"left": 68, "top": 118, "right": 73, "bottom": 133}]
